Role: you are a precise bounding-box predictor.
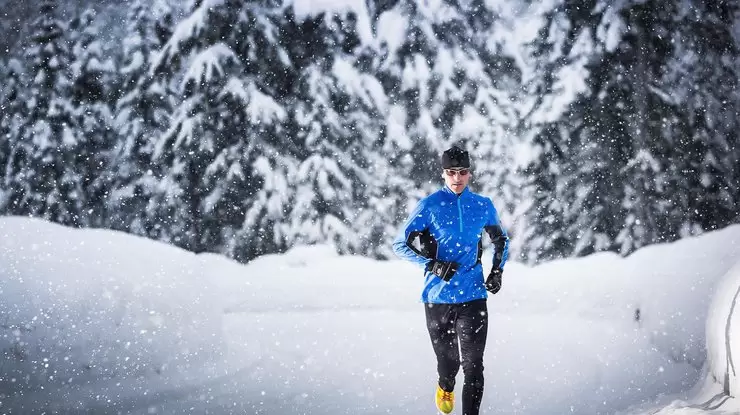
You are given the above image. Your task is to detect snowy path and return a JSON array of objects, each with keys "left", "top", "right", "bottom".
[{"left": 6, "top": 308, "right": 696, "bottom": 414}]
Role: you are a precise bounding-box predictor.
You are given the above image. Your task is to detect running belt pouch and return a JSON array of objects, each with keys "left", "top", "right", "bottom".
[{"left": 428, "top": 260, "right": 458, "bottom": 282}]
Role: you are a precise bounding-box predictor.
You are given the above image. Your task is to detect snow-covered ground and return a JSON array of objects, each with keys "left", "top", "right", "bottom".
[{"left": 1, "top": 216, "right": 740, "bottom": 414}]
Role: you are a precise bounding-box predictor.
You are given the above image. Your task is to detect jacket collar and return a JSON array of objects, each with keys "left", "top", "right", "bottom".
[{"left": 442, "top": 185, "right": 470, "bottom": 198}]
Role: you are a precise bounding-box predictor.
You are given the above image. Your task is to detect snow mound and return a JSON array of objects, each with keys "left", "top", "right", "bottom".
[
  {"left": 706, "top": 259, "right": 740, "bottom": 397},
  {"left": 0, "top": 217, "right": 224, "bottom": 393}
]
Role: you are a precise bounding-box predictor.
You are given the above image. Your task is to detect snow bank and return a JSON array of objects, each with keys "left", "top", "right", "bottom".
[
  {"left": 706, "top": 259, "right": 740, "bottom": 397},
  {"left": 616, "top": 257, "right": 740, "bottom": 415},
  {"left": 622, "top": 226, "right": 740, "bottom": 372},
  {"left": 0, "top": 217, "right": 224, "bottom": 393},
  {"left": 503, "top": 224, "right": 740, "bottom": 373}
]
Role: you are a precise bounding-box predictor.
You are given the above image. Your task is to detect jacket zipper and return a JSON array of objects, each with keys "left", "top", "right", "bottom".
[{"left": 457, "top": 196, "right": 463, "bottom": 232}]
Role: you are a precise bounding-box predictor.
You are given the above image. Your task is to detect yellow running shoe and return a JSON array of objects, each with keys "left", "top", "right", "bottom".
[{"left": 435, "top": 384, "right": 455, "bottom": 414}]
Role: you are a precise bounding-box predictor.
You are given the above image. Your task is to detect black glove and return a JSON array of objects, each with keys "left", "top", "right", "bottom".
[
  {"left": 426, "top": 259, "right": 459, "bottom": 282},
  {"left": 485, "top": 268, "right": 503, "bottom": 294}
]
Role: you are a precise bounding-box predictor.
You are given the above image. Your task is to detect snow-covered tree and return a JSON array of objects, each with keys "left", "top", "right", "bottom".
[
  {"left": 67, "top": 8, "right": 118, "bottom": 227},
  {"left": 521, "top": 0, "right": 740, "bottom": 261},
  {"left": 367, "top": 0, "right": 523, "bottom": 257},
  {"left": 150, "top": 0, "right": 295, "bottom": 258},
  {"left": 660, "top": 1, "right": 740, "bottom": 237},
  {"left": 0, "top": 58, "right": 27, "bottom": 211},
  {"left": 108, "top": 0, "right": 176, "bottom": 237},
  {"left": 278, "top": 8, "right": 396, "bottom": 256},
  {"left": 2, "top": 0, "right": 88, "bottom": 226},
  {"left": 522, "top": 0, "right": 674, "bottom": 258},
  {"left": 374, "top": 1, "right": 521, "bottom": 187},
  {"left": 1, "top": 2, "right": 122, "bottom": 228},
  {"left": 517, "top": 122, "right": 573, "bottom": 262}
]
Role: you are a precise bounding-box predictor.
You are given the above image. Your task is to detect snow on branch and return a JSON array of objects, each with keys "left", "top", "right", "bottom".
[
  {"left": 622, "top": 149, "right": 661, "bottom": 174},
  {"left": 217, "top": 76, "right": 286, "bottom": 125},
  {"left": 121, "top": 51, "right": 144, "bottom": 75},
  {"left": 218, "top": 77, "right": 250, "bottom": 105},
  {"left": 248, "top": 90, "right": 286, "bottom": 125},
  {"left": 153, "top": 99, "right": 202, "bottom": 159},
  {"left": 151, "top": 0, "right": 226, "bottom": 72},
  {"left": 332, "top": 58, "right": 388, "bottom": 112},
  {"left": 648, "top": 84, "right": 678, "bottom": 106},
  {"left": 183, "top": 43, "right": 237, "bottom": 88},
  {"left": 173, "top": 116, "right": 199, "bottom": 150},
  {"left": 291, "top": 0, "right": 373, "bottom": 44}
]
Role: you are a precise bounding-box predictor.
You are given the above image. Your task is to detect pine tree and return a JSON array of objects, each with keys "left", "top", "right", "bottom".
[
  {"left": 525, "top": 0, "right": 673, "bottom": 257},
  {"left": 109, "top": 0, "right": 176, "bottom": 238},
  {"left": 518, "top": 122, "right": 574, "bottom": 262},
  {"left": 370, "top": 0, "right": 523, "bottom": 255},
  {"left": 278, "top": 8, "right": 394, "bottom": 256},
  {"left": 521, "top": 0, "right": 740, "bottom": 261},
  {"left": 370, "top": 1, "right": 443, "bottom": 189},
  {"left": 67, "top": 8, "right": 118, "bottom": 227},
  {"left": 378, "top": 0, "right": 521, "bottom": 182},
  {"left": 0, "top": 58, "right": 26, "bottom": 211},
  {"left": 150, "top": 0, "right": 295, "bottom": 258},
  {"left": 3, "top": 0, "right": 87, "bottom": 226},
  {"left": 660, "top": 1, "right": 740, "bottom": 237}
]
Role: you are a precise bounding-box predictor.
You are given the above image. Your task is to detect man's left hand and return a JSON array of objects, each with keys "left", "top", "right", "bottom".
[{"left": 485, "top": 269, "right": 503, "bottom": 294}]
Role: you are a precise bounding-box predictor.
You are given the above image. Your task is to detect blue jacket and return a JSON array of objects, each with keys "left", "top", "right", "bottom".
[{"left": 393, "top": 186, "right": 510, "bottom": 304}]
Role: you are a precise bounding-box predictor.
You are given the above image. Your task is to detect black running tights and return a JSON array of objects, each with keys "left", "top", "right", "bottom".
[{"left": 425, "top": 299, "right": 488, "bottom": 415}]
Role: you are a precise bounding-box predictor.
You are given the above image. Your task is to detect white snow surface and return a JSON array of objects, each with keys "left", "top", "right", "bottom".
[{"left": 2, "top": 216, "right": 740, "bottom": 414}]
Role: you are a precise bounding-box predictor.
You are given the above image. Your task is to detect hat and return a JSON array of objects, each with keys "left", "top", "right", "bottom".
[{"left": 441, "top": 146, "right": 470, "bottom": 170}]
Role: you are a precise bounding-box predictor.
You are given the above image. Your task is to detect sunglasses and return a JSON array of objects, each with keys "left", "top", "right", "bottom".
[{"left": 444, "top": 169, "right": 470, "bottom": 177}]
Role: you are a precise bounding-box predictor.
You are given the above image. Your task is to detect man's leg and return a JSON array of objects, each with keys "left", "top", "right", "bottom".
[
  {"left": 456, "top": 299, "right": 488, "bottom": 415},
  {"left": 424, "top": 303, "right": 460, "bottom": 392}
]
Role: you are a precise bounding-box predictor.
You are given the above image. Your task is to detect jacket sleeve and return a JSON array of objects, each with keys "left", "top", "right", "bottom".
[
  {"left": 392, "top": 198, "right": 432, "bottom": 268},
  {"left": 484, "top": 200, "right": 509, "bottom": 270}
]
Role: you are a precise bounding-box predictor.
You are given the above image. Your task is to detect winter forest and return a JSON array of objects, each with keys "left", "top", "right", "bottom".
[{"left": 1, "top": 0, "right": 739, "bottom": 265}]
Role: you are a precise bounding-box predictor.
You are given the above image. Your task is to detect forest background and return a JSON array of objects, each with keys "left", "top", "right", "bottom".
[{"left": 1, "top": 0, "right": 738, "bottom": 264}]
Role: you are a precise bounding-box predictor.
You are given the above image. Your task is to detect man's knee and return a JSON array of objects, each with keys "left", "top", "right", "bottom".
[{"left": 461, "top": 358, "right": 484, "bottom": 380}]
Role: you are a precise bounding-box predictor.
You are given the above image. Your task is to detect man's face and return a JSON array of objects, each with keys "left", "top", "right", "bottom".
[{"left": 442, "top": 168, "right": 471, "bottom": 194}]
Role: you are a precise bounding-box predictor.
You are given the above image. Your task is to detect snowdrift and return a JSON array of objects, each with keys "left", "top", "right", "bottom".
[
  {"left": 0, "top": 217, "right": 224, "bottom": 393},
  {"left": 707, "top": 259, "right": 740, "bottom": 397}
]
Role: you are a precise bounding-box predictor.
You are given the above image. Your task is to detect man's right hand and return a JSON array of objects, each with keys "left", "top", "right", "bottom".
[{"left": 426, "top": 260, "right": 459, "bottom": 282}]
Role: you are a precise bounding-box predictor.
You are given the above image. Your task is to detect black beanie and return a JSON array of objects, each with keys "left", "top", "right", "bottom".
[{"left": 441, "top": 146, "right": 470, "bottom": 169}]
